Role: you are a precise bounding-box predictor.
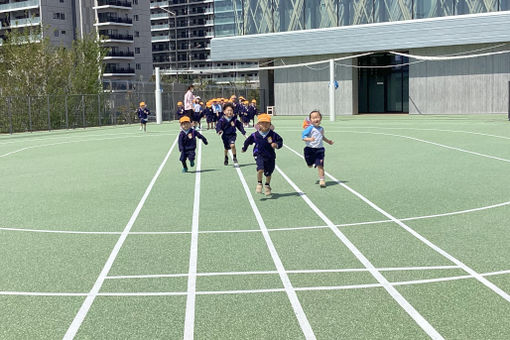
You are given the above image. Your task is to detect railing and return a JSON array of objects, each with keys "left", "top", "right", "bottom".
[
  {"left": 0, "top": 0, "right": 39, "bottom": 12},
  {"left": 97, "top": 16, "right": 132, "bottom": 24},
  {"left": 96, "top": 0, "right": 131, "bottom": 7},
  {"left": 103, "top": 67, "right": 135, "bottom": 74},
  {"left": 100, "top": 33, "right": 134, "bottom": 41},
  {"left": 105, "top": 50, "right": 134, "bottom": 57},
  {"left": 9, "top": 16, "right": 41, "bottom": 27},
  {"left": 151, "top": 35, "right": 171, "bottom": 42}
]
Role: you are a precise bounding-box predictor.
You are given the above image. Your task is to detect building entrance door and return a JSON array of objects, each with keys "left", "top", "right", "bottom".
[{"left": 358, "top": 53, "right": 409, "bottom": 113}]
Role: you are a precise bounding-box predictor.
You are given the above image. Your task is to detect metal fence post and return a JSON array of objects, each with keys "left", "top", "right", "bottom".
[
  {"left": 28, "top": 96, "right": 32, "bottom": 132},
  {"left": 65, "top": 95, "right": 69, "bottom": 129},
  {"left": 47, "top": 95, "right": 51, "bottom": 131},
  {"left": 97, "top": 94, "right": 101, "bottom": 126},
  {"left": 8, "top": 97, "right": 13, "bottom": 134},
  {"left": 82, "top": 95, "right": 86, "bottom": 128}
]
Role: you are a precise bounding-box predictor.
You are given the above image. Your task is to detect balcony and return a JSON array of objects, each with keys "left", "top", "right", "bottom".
[
  {"left": 151, "top": 35, "right": 171, "bottom": 42},
  {"left": 151, "top": 23, "right": 170, "bottom": 31},
  {"left": 3, "top": 16, "right": 41, "bottom": 28},
  {"left": 0, "top": 0, "right": 39, "bottom": 13},
  {"left": 99, "top": 32, "right": 134, "bottom": 42},
  {"left": 95, "top": 0, "right": 131, "bottom": 9},
  {"left": 105, "top": 50, "right": 135, "bottom": 59},
  {"left": 96, "top": 16, "right": 133, "bottom": 26},
  {"left": 103, "top": 66, "right": 135, "bottom": 75},
  {"left": 150, "top": 12, "right": 170, "bottom": 20}
]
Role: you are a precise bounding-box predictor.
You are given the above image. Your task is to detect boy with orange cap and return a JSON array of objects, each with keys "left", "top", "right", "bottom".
[
  {"left": 247, "top": 99, "right": 258, "bottom": 127},
  {"left": 178, "top": 116, "right": 208, "bottom": 173},
  {"left": 242, "top": 114, "right": 283, "bottom": 195},
  {"left": 216, "top": 102, "right": 246, "bottom": 165},
  {"left": 175, "top": 101, "right": 185, "bottom": 120},
  {"left": 137, "top": 101, "right": 151, "bottom": 132},
  {"left": 203, "top": 101, "right": 215, "bottom": 130}
]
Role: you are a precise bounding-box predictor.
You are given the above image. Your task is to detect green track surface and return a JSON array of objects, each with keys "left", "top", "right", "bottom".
[{"left": 1, "top": 115, "right": 510, "bottom": 339}]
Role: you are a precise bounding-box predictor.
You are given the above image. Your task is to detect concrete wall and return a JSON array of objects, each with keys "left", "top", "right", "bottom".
[
  {"left": 409, "top": 44, "right": 510, "bottom": 114},
  {"left": 274, "top": 55, "right": 357, "bottom": 116}
]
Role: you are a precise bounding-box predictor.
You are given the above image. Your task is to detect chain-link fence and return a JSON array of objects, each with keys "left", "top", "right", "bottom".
[{"left": 0, "top": 85, "right": 267, "bottom": 134}]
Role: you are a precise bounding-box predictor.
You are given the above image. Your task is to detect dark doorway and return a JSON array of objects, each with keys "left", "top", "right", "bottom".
[{"left": 358, "top": 53, "right": 409, "bottom": 113}]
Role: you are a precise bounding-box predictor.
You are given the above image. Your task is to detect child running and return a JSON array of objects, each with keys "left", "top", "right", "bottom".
[
  {"left": 178, "top": 116, "right": 208, "bottom": 173},
  {"left": 242, "top": 114, "right": 283, "bottom": 196},
  {"left": 137, "top": 101, "right": 150, "bottom": 132},
  {"left": 216, "top": 102, "right": 246, "bottom": 166},
  {"left": 302, "top": 110, "right": 334, "bottom": 187}
]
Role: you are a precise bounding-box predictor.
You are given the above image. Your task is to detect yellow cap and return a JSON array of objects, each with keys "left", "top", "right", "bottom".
[
  {"left": 251, "top": 99, "right": 257, "bottom": 103},
  {"left": 139, "top": 101, "right": 145, "bottom": 106},
  {"left": 257, "top": 114, "right": 271, "bottom": 123},
  {"left": 177, "top": 101, "right": 183, "bottom": 106},
  {"left": 179, "top": 116, "right": 191, "bottom": 123}
]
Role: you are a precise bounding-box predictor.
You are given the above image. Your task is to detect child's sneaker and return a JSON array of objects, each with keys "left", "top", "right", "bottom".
[
  {"left": 256, "top": 183, "right": 263, "bottom": 193},
  {"left": 182, "top": 168, "right": 188, "bottom": 173},
  {"left": 233, "top": 156, "right": 238, "bottom": 164},
  {"left": 319, "top": 179, "right": 326, "bottom": 188},
  {"left": 224, "top": 157, "right": 228, "bottom": 166},
  {"left": 264, "top": 184, "right": 272, "bottom": 196},
  {"left": 190, "top": 160, "right": 195, "bottom": 167}
]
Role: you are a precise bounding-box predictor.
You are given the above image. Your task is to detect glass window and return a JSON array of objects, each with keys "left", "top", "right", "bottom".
[
  {"left": 374, "top": 0, "right": 412, "bottom": 23},
  {"left": 414, "top": 0, "right": 453, "bottom": 19},
  {"left": 455, "top": 0, "right": 498, "bottom": 15},
  {"left": 502, "top": 0, "right": 510, "bottom": 10},
  {"left": 273, "top": 0, "right": 305, "bottom": 32},
  {"left": 339, "top": 0, "right": 374, "bottom": 26},
  {"left": 305, "top": 0, "right": 337, "bottom": 29},
  {"left": 214, "top": 0, "right": 243, "bottom": 37},
  {"left": 244, "top": 0, "right": 274, "bottom": 34}
]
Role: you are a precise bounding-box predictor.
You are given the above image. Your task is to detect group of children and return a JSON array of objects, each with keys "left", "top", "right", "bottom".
[
  {"left": 178, "top": 102, "right": 334, "bottom": 195},
  {"left": 176, "top": 95, "right": 259, "bottom": 131}
]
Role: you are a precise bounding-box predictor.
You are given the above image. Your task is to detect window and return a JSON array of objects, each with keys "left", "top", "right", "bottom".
[
  {"left": 54, "top": 30, "right": 59, "bottom": 37},
  {"left": 53, "top": 12, "right": 65, "bottom": 20},
  {"left": 60, "top": 0, "right": 64, "bottom": 2},
  {"left": 133, "top": 0, "right": 138, "bottom": 4},
  {"left": 136, "top": 63, "right": 141, "bottom": 70},
  {"left": 135, "top": 31, "right": 139, "bottom": 37},
  {"left": 134, "top": 15, "right": 139, "bottom": 21},
  {"left": 135, "top": 47, "right": 140, "bottom": 54},
  {"left": 61, "top": 30, "right": 66, "bottom": 35}
]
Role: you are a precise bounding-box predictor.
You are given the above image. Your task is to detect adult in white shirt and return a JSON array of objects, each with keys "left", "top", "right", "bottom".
[{"left": 184, "top": 85, "right": 195, "bottom": 118}]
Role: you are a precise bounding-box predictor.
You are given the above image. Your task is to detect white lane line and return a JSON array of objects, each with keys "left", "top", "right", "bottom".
[
  {"left": 62, "top": 135, "right": 179, "bottom": 340},
  {"left": 231, "top": 152, "right": 317, "bottom": 340},
  {"left": 0, "top": 131, "right": 159, "bottom": 146},
  {"left": 0, "top": 291, "right": 87, "bottom": 296},
  {"left": 275, "top": 164, "right": 444, "bottom": 340},
  {"left": 0, "top": 134, "right": 174, "bottom": 158},
  {"left": 105, "top": 266, "right": 461, "bottom": 280},
  {"left": 285, "top": 145, "right": 510, "bottom": 305},
  {"left": 4, "top": 198, "right": 509, "bottom": 236},
  {"left": 183, "top": 141, "right": 203, "bottom": 340},
  {"left": 4, "top": 268, "right": 509, "bottom": 297},
  {"left": 331, "top": 130, "right": 510, "bottom": 164}
]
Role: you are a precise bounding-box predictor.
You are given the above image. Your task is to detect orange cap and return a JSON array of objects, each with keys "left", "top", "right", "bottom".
[
  {"left": 177, "top": 101, "right": 183, "bottom": 106},
  {"left": 257, "top": 114, "right": 271, "bottom": 123},
  {"left": 179, "top": 116, "right": 191, "bottom": 123},
  {"left": 139, "top": 101, "right": 145, "bottom": 106}
]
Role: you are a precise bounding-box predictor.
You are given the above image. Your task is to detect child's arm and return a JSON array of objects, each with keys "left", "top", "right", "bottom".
[
  {"left": 301, "top": 126, "right": 314, "bottom": 142},
  {"left": 178, "top": 132, "right": 184, "bottom": 152},
  {"left": 272, "top": 132, "right": 283, "bottom": 149},
  {"left": 241, "top": 134, "right": 254, "bottom": 152},
  {"left": 235, "top": 119, "right": 246, "bottom": 137},
  {"left": 195, "top": 131, "right": 208, "bottom": 145},
  {"left": 321, "top": 129, "right": 334, "bottom": 145},
  {"left": 215, "top": 119, "right": 223, "bottom": 134}
]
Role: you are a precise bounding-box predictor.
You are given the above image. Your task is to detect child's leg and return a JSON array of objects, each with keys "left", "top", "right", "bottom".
[
  {"left": 317, "top": 165, "right": 326, "bottom": 187},
  {"left": 264, "top": 174, "right": 272, "bottom": 195},
  {"left": 231, "top": 144, "right": 237, "bottom": 162},
  {"left": 143, "top": 122, "right": 146, "bottom": 132},
  {"left": 256, "top": 170, "right": 263, "bottom": 193},
  {"left": 224, "top": 149, "right": 229, "bottom": 165}
]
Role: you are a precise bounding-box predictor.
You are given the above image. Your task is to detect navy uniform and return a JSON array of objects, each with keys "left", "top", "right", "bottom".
[
  {"left": 175, "top": 107, "right": 185, "bottom": 120},
  {"left": 178, "top": 118, "right": 208, "bottom": 172},
  {"left": 247, "top": 103, "right": 258, "bottom": 126},
  {"left": 216, "top": 115, "right": 246, "bottom": 151},
  {"left": 242, "top": 129, "right": 283, "bottom": 177}
]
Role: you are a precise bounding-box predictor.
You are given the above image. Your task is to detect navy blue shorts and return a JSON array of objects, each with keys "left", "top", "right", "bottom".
[
  {"left": 191, "top": 114, "right": 201, "bottom": 122},
  {"left": 140, "top": 118, "right": 148, "bottom": 124},
  {"left": 221, "top": 134, "right": 236, "bottom": 150},
  {"left": 206, "top": 115, "right": 214, "bottom": 123},
  {"left": 255, "top": 156, "right": 275, "bottom": 177},
  {"left": 180, "top": 150, "right": 195, "bottom": 162},
  {"left": 304, "top": 147, "right": 325, "bottom": 167}
]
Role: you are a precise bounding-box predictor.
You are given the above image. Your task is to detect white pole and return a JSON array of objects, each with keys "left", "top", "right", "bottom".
[
  {"left": 155, "top": 67, "right": 163, "bottom": 124},
  {"left": 329, "top": 59, "right": 335, "bottom": 122}
]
